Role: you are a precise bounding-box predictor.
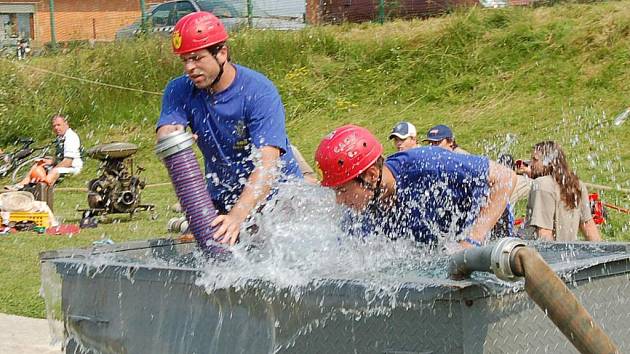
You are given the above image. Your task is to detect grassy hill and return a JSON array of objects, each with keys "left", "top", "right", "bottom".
[{"left": 0, "top": 0, "right": 628, "bottom": 317}]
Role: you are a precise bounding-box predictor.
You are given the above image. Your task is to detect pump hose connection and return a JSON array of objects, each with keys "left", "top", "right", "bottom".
[
  {"left": 155, "top": 130, "right": 229, "bottom": 258},
  {"left": 448, "top": 238, "right": 619, "bottom": 354}
]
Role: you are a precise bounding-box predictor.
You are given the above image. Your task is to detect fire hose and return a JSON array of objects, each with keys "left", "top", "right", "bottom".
[
  {"left": 449, "top": 238, "right": 619, "bottom": 354},
  {"left": 602, "top": 202, "right": 630, "bottom": 215},
  {"left": 155, "top": 130, "right": 229, "bottom": 258}
]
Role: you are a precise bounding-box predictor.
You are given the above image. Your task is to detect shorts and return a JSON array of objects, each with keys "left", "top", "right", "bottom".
[{"left": 55, "top": 166, "right": 81, "bottom": 176}]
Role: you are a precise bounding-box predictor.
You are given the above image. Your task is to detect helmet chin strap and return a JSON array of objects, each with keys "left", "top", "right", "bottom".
[
  {"left": 358, "top": 165, "right": 384, "bottom": 212},
  {"left": 371, "top": 166, "right": 383, "bottom": 204},
  {"left": 208, "top": 54, "right": 225, "bottom": 94},
  {"left": 208, "top": 46, "right": 225, "bottom": 94}
]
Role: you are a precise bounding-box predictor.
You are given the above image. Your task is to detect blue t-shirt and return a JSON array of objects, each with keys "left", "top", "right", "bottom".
[
  {"left": 347, "top": 147, "right": 490, "bottom": 244},
  {"left": 157, "top": 64, "right": 302, "bottom": 211}
]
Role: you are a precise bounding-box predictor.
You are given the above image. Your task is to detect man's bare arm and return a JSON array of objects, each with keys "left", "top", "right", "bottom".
[
  {"left": 212, "top": 146, "right": 281, "bottom": 245},
  {"left": 156, "top": 124, "right": 185, "bottom": 140},
  {"left": 536, "top": 227, "right": 554, "bottom": 241},
  {"left": 466, "top": 161, "right": 517, "bottom": 245},
  {"left": 580, "top": 219, "right": 602, "bottom": 241}
]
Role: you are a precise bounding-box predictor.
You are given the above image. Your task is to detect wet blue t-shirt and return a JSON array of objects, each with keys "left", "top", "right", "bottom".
[
  {"left": 348, "top": 147, "right": 490, "bottom": 244},
  {"left": 157, "top": 64, "right": 302, "bottom": 211}
]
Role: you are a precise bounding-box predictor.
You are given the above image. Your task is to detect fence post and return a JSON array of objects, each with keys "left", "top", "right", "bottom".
[
  {"left": 378, "top": 0, "right": 385, "bottom": 24},
  {"left": 48, "top": 0, "right": 57, "bottom": 48},
  {"left": 247, "top": 0, "right": 253, "bottom": 28},
  {"left": 139, "top": 0, "right": 147, "bottom": 26}
]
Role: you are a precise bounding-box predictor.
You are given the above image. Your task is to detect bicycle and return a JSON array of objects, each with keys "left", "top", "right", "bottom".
[{"left": 0, "top": 138, "right": 51, "bottom": 183}]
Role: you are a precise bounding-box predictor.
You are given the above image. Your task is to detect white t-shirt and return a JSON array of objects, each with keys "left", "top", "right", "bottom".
[{"left": 62, "top": 128, "right": 83, "bottom": 171}]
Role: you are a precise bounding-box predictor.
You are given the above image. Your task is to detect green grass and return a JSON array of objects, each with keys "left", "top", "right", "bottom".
[
  {"left": 0, "top": 0, "right": 629, "bottom": 318},
  {"left": 0, "top": 184, "right": 180, "bottom": 317}
]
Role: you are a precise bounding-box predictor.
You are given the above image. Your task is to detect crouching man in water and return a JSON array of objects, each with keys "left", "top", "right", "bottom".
[
  {"left": 315, "top": 125, "right": 516, "bottom": 248},
  {"left": 156, "top": 12, "right": 302, "bottom": 245}
]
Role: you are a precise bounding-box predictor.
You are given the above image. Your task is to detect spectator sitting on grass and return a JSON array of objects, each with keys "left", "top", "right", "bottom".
[{"left": 5, "top": 115, "right": 82, "bottom": 190}]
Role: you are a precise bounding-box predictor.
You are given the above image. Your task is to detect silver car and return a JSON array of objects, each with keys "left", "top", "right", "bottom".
[
  {"left": 115, "top": 0, "right": 242, "bottom": 40},
  {"left": 115, "top": 0, "right": 305, "bottom": 40}
]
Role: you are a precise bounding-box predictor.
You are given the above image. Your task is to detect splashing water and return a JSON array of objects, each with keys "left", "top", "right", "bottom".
[
  {"left": 613, "top": 107, "right": 629, "bottom": 126},
  {"left": 196, "top": 182, "right": 452, "bottom": 303}
]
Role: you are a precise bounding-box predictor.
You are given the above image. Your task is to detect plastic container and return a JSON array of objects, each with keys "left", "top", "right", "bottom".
[{"left": 9, "top": 211, "right": 50, "bottom": 227}]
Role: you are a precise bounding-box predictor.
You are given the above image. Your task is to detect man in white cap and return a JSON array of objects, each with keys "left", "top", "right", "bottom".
[{"left": 388, "top": 121, "right": 419, "bottom": 152}]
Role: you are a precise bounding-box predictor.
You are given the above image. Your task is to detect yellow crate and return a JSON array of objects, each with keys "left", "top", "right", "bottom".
[{"left": 9, "top": 212, "right": 50, "bottom": 227}]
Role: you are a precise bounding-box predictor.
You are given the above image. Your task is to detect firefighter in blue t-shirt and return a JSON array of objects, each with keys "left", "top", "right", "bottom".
[
  {"left": 315, "top": 125, "right": 516, "bottom": 248},
  {"left": 157, "top": 12, "right": 302, "bottom": 246}
]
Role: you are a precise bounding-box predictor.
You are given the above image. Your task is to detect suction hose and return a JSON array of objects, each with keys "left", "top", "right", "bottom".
[
  {"left": 155, "top": 130, "right": 228, "bottom": 257},
  {"left": 449, "top": 238, "right": 618, "bottom": 354}
]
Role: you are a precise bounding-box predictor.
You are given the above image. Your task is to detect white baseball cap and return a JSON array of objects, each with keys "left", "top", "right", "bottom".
[{"left": 389, "top": 122, "right": 417, "bottom": 140}]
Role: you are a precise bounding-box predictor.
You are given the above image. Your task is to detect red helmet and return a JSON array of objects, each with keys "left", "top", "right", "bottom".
[
  {"left": 315, "top": 125, "right": 383, "bottom": 187},
  {"left": 172, "top": 12, "right": 229, "bottom": 55}
]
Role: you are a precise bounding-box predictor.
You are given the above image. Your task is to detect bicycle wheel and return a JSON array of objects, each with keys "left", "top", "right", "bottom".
[
  {"left": 0, "top": 162, "right": 11, "bottom": 177},
  {"left": 11, "top": 157, "right": 37, "bottom": 183}
]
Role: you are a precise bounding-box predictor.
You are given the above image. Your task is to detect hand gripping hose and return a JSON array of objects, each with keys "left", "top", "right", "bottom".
[
  {"left": 156, "top": 130, "right": 228, "bottom": 257},
  {"left": 449, "top": 238, "right": 619, "bottom": 354}
]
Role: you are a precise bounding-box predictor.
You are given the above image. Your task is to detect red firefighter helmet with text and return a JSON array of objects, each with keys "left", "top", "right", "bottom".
[{"left": 315, "top": 125, "right": 383, "bottom": 187}]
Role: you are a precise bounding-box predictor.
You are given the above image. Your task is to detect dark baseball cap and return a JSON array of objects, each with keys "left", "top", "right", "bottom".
[
  {"left": 389, "top": 122, "right": 417, "bottom": 140},
  {"left": 423, "top": 124, "right": 453, "bottom": 142}
]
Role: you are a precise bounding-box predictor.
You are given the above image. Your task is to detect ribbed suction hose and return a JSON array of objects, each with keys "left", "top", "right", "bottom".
[
  {"left": 449, "top": 238, "right": 618, "bottom": 354},
  {"left": 156, "top": 130, "right": 226, "bottom": 256}
]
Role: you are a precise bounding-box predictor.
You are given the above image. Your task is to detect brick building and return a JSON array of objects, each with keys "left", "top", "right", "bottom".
[
  {"left": 0, "top": 0, "right": 303, "bottom": 46},
  {"left": 0, "top": 0, "right": 156, "bottom": 45}
]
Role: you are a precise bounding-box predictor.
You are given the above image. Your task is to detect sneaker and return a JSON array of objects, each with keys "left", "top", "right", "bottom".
[{"left": 3, "top": 184, "right": 23, "bottom": 191}]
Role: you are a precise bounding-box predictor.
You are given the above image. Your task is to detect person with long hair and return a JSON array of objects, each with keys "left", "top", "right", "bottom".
[{"left": 523, "top": 141, "right": 601, "bottom": 241}]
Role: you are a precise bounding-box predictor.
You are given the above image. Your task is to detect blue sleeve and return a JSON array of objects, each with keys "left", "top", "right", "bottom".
[
  {"left": 452, "top": 154, "right": 490, "bottom": 198},
  {"left": 245, "top": 87, "right": 289, "bottom": 154},
  {"left": 156, "top": 79, "right": 190, "bottom": 130},
  {"left": 387, "top": 148, "right": 490, "bottom": 184},
  {"left": 457, "top": 154, "right": 490, "bottom": 183}
]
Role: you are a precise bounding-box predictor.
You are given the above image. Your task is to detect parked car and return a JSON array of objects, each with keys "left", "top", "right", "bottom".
[
  {"left": 116, "top": 0, "right": 305, "bottom": 40},
  {"left": 115, "top": 0, "right": 242, "bottom": 40}
]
